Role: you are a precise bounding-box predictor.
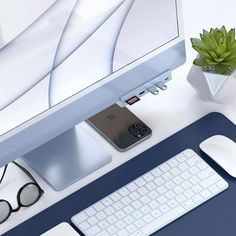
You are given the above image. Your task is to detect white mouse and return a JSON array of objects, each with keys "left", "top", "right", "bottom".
[{"left": 200, "top": 135, "right": 236, "bottom": 178}]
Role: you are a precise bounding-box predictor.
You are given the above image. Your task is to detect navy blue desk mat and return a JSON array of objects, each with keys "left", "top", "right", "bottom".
[{"left": 5, "top": 112, "right": 236, "bottom": 236}]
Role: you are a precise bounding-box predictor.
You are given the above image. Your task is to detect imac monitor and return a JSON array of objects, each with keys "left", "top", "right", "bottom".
[{"left": 0, "top": 0, "right": 186, "bottom": 189}]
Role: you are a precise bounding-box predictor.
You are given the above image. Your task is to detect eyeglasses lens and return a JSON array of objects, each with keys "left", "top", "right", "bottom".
[
  {"left": 19, "top": 184, "right": 40, "bottom": 207},
  {"left": 0, "top": 201, "right": 10, "bottom": 223}
]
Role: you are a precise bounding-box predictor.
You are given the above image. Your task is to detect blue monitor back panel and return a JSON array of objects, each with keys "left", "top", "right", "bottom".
[{"left": 5, "top": 112, "right": 236, "bottom": 236}]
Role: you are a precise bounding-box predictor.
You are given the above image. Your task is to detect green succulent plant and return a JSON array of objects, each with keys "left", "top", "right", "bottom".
[{"left": 191, "top": 26, "right": 236, "bottom": 75}]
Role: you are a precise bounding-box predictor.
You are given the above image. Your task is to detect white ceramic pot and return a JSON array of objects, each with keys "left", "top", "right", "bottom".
[{"left": 187, "top": 65, "right": 236, "bottom": 103}]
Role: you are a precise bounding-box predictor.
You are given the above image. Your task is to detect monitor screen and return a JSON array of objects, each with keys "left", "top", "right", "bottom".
[{"left": 0, "top": 0, "right": 179, "bottom": 136}]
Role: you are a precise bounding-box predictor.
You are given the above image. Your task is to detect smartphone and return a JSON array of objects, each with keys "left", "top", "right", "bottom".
[{"left": 87, "top": 104, "right": 152, "bottom": 152}]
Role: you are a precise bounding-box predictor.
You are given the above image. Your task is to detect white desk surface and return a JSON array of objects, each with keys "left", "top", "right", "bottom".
[{"left": 1, "top": 0, "right": 236, "bottom": 234}]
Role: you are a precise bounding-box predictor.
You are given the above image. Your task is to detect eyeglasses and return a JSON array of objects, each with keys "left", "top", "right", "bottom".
[{"left": 0, "top": 161, "right": 44, "bottom": 224}]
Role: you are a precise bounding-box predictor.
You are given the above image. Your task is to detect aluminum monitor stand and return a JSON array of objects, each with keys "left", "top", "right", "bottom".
[
  {"left": 22, "top": 71, "right": 171, "bottom": 191},
  {"left": 23, "top": 125, "right": 112, "bottom": 191}
]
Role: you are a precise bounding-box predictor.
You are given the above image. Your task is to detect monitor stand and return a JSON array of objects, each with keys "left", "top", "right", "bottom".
[{"left": 23, "top": 124, "right": 112, "bottom": 191}]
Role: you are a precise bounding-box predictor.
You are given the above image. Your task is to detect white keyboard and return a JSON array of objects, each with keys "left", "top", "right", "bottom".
[{"left": 72, "top": 149, "right": 228, "bottom": 236}]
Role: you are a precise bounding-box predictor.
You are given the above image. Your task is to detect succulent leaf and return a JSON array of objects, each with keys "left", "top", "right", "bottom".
[{"left": 193, "top": 58, "right": 208, "bottom": 67}]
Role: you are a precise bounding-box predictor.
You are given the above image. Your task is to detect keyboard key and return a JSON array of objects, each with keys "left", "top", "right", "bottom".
[
  {"left": 173, "top": 186, "right": 184, "bottom": 194},
  {"left": 87, "top": 225, "right": 101, "bottom": 236},
  {"left": 181, "top": 171, "right": 191, "bottom": 180},
  {"left": 198, "top": 168, "right": 214, "bottom": 180},
  {"left": 208, "top": 185, "right": 220, "bottom": 194},
  {"left": 130, "top": 231, "right": 143, "bottom": 236},
  {"left": 87, "top": 216, "right": 98, "bottom": 225},
  {"left": 127, "top": 183, "right": 138, "bottom": 192},
  {"left": 189, "top": 176, "right": 200, "bottom": 185},
  {"left": 140, "top": 196, "right": 151, "bottom": 204},
  {"left": 97, "top": 231, "right": 109, "bottom": 236},
  {"left": 200, "top": 174, "right": 221, "bottom": 188},
  {"left": 159, "top": 163, "right": 170, "bottom": 172},
  {"left": 189, "top": 166, "right": 200, "bottom": 175},
  {"left": 132, "top": 210, "right": 143, "bottom": 219},
  {"left": 178, "top": 162, "right": 189, "bottom": 171},
  {"left": 187, "top": 156, "right": 200, "bottom": 166},
  {"left": 79, "top": 221, "right": 90, "bottom": 231},
  {"left": 173, "top": 176, "right": 184, "bottom": 185},
  {"left": 129, "top": 192, "right": 141, "bottom": 201},
  {"left": 94, "top": 202, "right": 104, "bottom": 212},
  {"left": 124, "top": 205, "right": 135, "bottom": 214},
  {"left": 159, "top": 204, "right": 170, "bottom": 213},
  {"left": 138, "top": 187, "right": 148, "bottom": 196},
  {"left": 127, "top": 224, "right": 137, "bottom": 233},
  {"left": 119, "top": 187, "right": 130, "bottom": 197},
  {"left": 162, "top": 172, "right": 173, "bottom": 181},
  {"left": 151, "top": 209, "right": 162, "bottom": 218},
  {"left": 107, "top": 215, "right": 118, "bottom": 224},
  {"left": 107, "top": 225, "right": 118, "bottom": 234},
  {"left": 121, "top": 196, "right": 132, "bottom": 205},
  {"left": 116, "top": 210, "right": 126, "bottom": 219},
  {"left": 104, "top": 206, "right": 115, "bottom": 215},
  {"left": 182, "top": 181, "right": 192, "bottom": 190},
  {"left": 149, "top": 200, "right": 160, "bottom": 209},
  {"left": 98, "top": 220, "right": 109, "bottom": 229},
  {"left": 113, "top": 201, "right": 124, "bottom": 210},
  {"left": 85, "top": 207, "right": 96, "bottom": 217},
  {"left": 151, "top": 168, "right": 162, "bottom": 177},
  {"left": 183, "top": 149, "right": 195, "bottom": 158},
  {"left": 148, "top": 190, "right": 159, "bottom": 199},
  {"left": 217, "top": 180, "right": 229, "bottom": 189},
  {"left": 192, "top": 184, "right": 203, "bottom": 194},
  {"left": 176, "top": 194, "right": 187, "bottom": 203},
  {"left": 118, "top": 229, "right": 129, "bottom": 236},
  {"left": 167, "top": 158, "right": 178, "bottom": 167},
  {"left": 124, "top": 215, "right": 135, "bottom": 224},
  {"left": 170, "top": 167, "right": 181, "bottom": 176},
  {"left": 154, "top": 177, "right": 165, "bottom": 186},
  {"left": 165, "top": 191, "right": 176, "bottom": 199},
  {"left": 110, "top": 192, "right": 122, "bottom": 201},
  {"left": 201, "top": 189, "right": 212, "bottom": 199},
  {"left": 134, "top": 219, "right": 145, "bottom": 228},
  {"left": 132, "top": 200, "right": 143, "bottom": 209},
  {"left": 184, "top": 190, "right": 195, "bottom": 198},
  {"left": 176, "top": 154, "right": 186, "bottom": 163},
  {"left": 168, "top": 199, "right": 178, "bottom": 208},
  {"left": 156, "top": 185, "right": 167, "bottom": 195},
  {"left": 135, "top": 177, "right": 146, "bottom": 187},
  {"left": 146, "top": 182, "right": 157, "bottom": 191},
  {"left": 143, "top": 173, "right": 155, "bottom": 182},
  {"left": 96, "top": 211, "right": 107, "bottom": 220},
  {"left": 197, "top": 161, "right": 208, "bottom": 170},
  {"left": 165, "top": 181, "right": 175, "bottom": 189},
  {"left": 182, "top": 199, "right": 195, "bottom": 209},
  {"left": 102, "top": 197, "right": 113, "bottom": 207},
  {"left": 157, "top": 196, "right": 168, "bottom": 204},
  {"left": 73, "top": 212, "right": 88, "bottom": 224},
  {"left": 143, "top": 214, "right": 154, "bottom": 223},
  {"left": 192, "top": 194, "right": 203, "bottom": 204},
  {"left": 140, "top": 205, "right": 151, "bottom": 214},
  {"left": 116, "top": 220, "right": 126, "bottom": 229}
]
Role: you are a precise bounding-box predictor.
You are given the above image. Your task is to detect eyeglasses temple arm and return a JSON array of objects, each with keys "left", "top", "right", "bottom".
[
  {"left": 12, "top": 161, "right": 40, "bottom": 187},
  {"left": 0, "top": 165, "right": 8, "bottom": 185}
]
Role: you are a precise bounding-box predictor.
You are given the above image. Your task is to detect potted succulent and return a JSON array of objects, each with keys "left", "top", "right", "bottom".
[{"left": 187, "top": 26, "right": 236, "bottom": 103}]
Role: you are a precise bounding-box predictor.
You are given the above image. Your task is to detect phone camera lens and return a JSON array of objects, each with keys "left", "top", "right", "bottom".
[
  {"left": 130, "top": 129, "right": 140, "bottom": 136},
  {"left": 141, "top": 128, "right": 149, "bottom": 135},
  {"left": 135, "top": 123, "right": 143, "bottom": 129}
]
